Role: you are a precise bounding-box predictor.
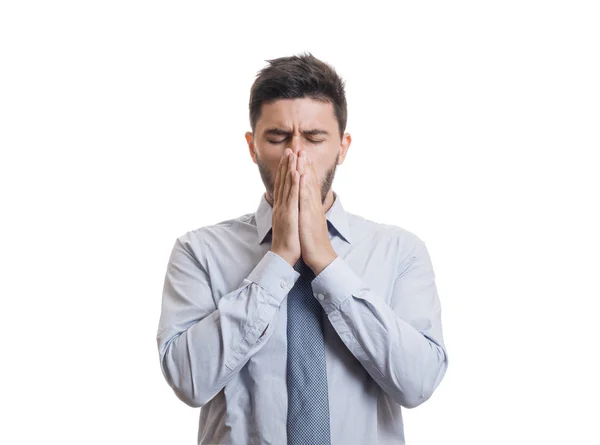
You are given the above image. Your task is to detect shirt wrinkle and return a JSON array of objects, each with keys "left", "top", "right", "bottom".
[{"left": 157, "top": 190, "right": 448, "bottom": 445}]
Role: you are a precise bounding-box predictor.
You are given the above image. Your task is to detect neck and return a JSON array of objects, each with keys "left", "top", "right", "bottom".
[{"left": 322, "top": 189, "right": 335, "bottom": 213}]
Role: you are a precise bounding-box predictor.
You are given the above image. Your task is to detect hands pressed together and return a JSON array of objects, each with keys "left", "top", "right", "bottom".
[{"left": 270, "top": 148, "right": 338, "bottom": 276}]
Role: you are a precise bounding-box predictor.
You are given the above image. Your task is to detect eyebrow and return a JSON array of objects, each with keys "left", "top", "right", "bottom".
[{"left": 263, "top": 127, "right": 330, "bottom": 137}]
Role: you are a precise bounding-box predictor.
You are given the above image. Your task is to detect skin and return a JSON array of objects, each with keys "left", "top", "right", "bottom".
[{"left": 245, "top": 97, "right": 352, "bottom": 275}]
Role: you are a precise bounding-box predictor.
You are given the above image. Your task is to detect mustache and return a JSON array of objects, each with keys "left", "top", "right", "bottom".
[{"left": 256, "top": 155, "right": 337, "bottom": 205}]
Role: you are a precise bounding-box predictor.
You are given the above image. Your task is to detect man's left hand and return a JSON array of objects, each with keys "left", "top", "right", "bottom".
[{"left": 297, "top": 151, "right": 338, "bottom": 276}]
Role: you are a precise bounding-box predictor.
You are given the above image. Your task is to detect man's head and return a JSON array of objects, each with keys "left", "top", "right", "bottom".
[{"left": 245, "top": 52, "right": 351, "bottom": 207}]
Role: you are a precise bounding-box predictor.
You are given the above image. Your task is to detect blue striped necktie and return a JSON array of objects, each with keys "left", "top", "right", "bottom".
[{"left": 287, "top": 257, "right": 332, "bottom": 444}]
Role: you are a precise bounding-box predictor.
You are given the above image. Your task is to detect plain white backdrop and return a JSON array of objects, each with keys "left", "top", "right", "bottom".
[{"left": 1, "top": 1, "right": 599, "bottom": 444}]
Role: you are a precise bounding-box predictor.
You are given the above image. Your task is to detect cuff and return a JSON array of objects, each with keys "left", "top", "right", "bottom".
[
  {"left": 247, "top": 250, "right": 301, "bottom": 305},
  {"left": 311, "top": 256, "right": 364, "bottom": 314}
]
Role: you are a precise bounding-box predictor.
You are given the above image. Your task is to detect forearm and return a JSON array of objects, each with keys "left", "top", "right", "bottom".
[
  {"left": 157, "top": 243, "right": 300, "bottom": 407},
  {"left": 311, "top": 244, "right": 448, "bottom": 408},
  {"left": 326, "top": 285, "right": 448, "bottom": 408}
]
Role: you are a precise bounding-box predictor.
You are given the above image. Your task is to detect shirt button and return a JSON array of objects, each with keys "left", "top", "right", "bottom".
[
  {"left": 317, "top": 293, "right": 325, "bottom": 301},
  {"left": 280, "top": 279, "right": 287, "bottom": 288}
]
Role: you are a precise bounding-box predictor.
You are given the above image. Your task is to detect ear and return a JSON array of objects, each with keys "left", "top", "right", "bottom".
[
  {"left": 337, "top": 133, "right": 352, "bottom": 165},
  {"left": 245, "top": 131, "right": 257, "bottom": 164}
]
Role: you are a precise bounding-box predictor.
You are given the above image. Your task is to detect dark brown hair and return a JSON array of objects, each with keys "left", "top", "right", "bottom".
[{"left": 249, "top": 51, "right": 348, "bottom": 139}]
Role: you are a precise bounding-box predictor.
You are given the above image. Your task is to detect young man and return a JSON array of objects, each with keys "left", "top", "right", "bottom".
[{"left": 157, "top": 52, "right": 448, "bottom": 445}]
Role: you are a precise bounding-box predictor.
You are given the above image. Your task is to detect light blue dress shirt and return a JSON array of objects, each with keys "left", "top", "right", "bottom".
[{"left": 157, "top": 190, "right": 448, "bottom": 445}]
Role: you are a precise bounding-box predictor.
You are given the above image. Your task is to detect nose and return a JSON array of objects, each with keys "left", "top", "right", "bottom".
[{"left": 288, "top": 135, "right": 304, "bottom": 156}]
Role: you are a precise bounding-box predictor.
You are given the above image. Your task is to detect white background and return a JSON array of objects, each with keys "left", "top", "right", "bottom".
[{"left": 1, "top": 1, "right": 599, "bottom": 444}]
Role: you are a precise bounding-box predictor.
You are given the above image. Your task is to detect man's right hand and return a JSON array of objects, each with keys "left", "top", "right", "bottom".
[{"left": 270, "top": 147, "right": 301, "bottom": 267}]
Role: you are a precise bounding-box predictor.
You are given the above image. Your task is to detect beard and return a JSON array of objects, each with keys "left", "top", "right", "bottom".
[{"left": 256, "top": 150, "right": 339, "bottom": 206}]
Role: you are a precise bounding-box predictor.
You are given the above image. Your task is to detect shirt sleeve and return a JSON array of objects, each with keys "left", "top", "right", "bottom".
[
  {"left": 310, "top": 239, "right": 448, "bottom": 409},
  {"left": 156, "top": 235, "right": 300, "bottom": 408}
]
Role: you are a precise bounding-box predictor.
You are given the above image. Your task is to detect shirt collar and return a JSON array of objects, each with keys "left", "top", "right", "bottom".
[{"left": 255, "top": 190, "right": 352, "bottom": 245}]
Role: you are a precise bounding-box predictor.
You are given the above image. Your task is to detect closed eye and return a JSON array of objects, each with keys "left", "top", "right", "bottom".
[{"left": 267, "top": 139, "right": 324, "bottom": 144}]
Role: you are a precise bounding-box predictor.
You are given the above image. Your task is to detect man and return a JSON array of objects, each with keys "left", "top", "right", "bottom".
[{"left": 157, "top": 52, "right": 448, "bottom": 445}]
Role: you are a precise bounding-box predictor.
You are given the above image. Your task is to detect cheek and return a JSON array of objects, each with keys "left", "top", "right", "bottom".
[
  {"left": 310, "top": 165, "right": 322, "bottom": 184},
  {"left": 269, "top": 156, "right": 283, "bottom": 172}
]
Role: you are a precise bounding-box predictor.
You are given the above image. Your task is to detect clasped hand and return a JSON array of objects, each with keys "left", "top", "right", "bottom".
[{"left": 270, "top": 148, "right": 337, "bottom": 276}]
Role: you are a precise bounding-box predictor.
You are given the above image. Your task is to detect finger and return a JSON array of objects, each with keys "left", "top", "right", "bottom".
[
  {"left": 281, "top": 151, "right": 294, "bottom": 205},
  {"left": 275, "top": 148, "right": 289, "bottom": 205},
  {"left": 305, "top": 159, "right": 316, "bottom": 202},
  {"left": 273, "top": 150, "right": 284, "bottom": 205},
  {"left": 284, "top": 151, "right": 296, "bottom": 204},
  {"left": 308, "top": 158, "right": 316, "bottom": 189},
  {"left": 300, "top": 163, "right": 310, "bottom": 203},
  {"left": 297, "top": 150, "right": 305, "bottom": 176},
  {"left": 310, "top": 159, "right": 319, "bottom": 203},
  {"left": 289, "top": 157, "right": 300, "bottom": 206}
]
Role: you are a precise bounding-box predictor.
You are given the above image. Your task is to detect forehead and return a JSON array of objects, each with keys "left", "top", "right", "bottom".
[{"left": 257, "top": 97, "right": 336, "bottom": 132}]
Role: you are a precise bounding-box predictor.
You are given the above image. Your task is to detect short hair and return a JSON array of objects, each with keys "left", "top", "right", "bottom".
[{"left": 249, "top": 51, "right": 347, "bottom": 139}]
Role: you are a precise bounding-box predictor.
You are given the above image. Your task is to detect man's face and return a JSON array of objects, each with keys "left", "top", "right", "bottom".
[{"left": 246, "top": 97, "right": 350, "bottom": 206}]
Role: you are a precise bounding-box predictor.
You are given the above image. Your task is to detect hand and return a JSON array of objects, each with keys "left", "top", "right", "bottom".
[
  {"left": 297, "top": 151, "right": 338, "bottom": 275},
  {"left": 270, "top": 148, "right": 301, "bottom": 267}
]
